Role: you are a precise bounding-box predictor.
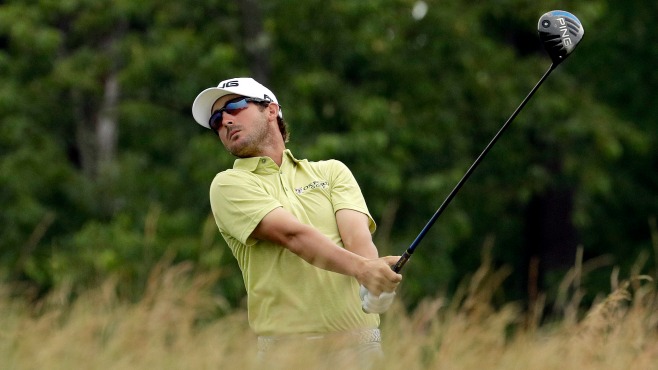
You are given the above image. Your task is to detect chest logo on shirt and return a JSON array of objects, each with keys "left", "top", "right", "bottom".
[{"left": 295, "top": 180, "right": 329, "bottom": 195}]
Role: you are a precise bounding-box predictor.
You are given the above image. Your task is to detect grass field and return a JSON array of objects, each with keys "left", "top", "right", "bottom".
[{"left": 2, "top": 259, "right": 657, "bottom": 370}]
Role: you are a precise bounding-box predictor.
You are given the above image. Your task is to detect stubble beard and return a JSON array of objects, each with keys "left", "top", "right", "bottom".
[{"left": 225, "top": 114, "right": 272, "bottom": 158}]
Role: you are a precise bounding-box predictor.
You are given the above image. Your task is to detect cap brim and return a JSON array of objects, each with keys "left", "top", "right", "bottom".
[{"left": 191, "top": 87, "right": 236, "bottom": 129}]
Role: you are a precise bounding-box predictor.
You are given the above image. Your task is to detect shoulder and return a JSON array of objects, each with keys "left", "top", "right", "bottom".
[
  {"left": 306, "top": 158, "right": 350, "bottom": 173},
  {"left": 210, "top": 168, "right": 261, "bottom": 195},
  {"left": 287, "top": 150, "right": 348, "bottom": 171},
  {"left": 213, "top": 168, "right": 257, "bottom": 183}
]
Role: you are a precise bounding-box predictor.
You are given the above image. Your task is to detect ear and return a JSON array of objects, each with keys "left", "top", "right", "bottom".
[{"left": 267, "top": 103, "right": 280, "bottom": 121}]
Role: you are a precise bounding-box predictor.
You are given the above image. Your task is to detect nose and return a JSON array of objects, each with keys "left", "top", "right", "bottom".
[{"left": 222, "top": 112, "right": 236, "bottom": 126}]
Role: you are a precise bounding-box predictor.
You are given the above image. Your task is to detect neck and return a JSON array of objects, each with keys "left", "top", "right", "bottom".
[{"left": 255, "top": 143, "right": 286, "bottom": 166}]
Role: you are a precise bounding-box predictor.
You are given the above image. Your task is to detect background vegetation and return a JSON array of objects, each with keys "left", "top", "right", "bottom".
[
  {"left": 1, "top": 0, "right": 656, "bottom": 322},
  {"left": 3, "top": 257, "right": 657, "bottom": 369}
]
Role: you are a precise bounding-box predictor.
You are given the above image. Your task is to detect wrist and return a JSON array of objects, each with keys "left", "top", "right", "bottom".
[{"left": 352, "top": 256, "right": 369, "bottom": 282}]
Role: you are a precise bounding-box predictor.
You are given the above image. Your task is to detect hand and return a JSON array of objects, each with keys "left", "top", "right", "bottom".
[
  {"left": 360, "top": 285, "right": 396, "bottom": 314},
  {"left": 356, "top": 256, "right": 403, "bottom": 296}
]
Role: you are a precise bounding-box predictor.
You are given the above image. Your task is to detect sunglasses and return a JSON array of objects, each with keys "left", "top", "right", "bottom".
[{"left": 208, "top": 97, "right": 269, "bottom": 132}]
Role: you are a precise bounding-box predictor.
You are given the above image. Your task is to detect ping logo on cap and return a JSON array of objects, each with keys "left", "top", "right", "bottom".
[{"left": 219, "top": 80, "right": 239, "bottom": 88}]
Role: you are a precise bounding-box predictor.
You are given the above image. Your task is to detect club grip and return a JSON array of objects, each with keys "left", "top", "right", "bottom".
[{"left": 391, "top": 251, "right": 411, "bottom": 273}]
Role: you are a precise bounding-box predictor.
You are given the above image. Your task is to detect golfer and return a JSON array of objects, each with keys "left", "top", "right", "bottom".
[{"left": 192, "top": 77, "right": 402, "bottom": 367}]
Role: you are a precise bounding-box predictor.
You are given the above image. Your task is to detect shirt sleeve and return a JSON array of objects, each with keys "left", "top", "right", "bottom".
[
  {"left": 327, "top": 160, "right": 377, "bottom": 233},
  {"left": 209, "top": 170, "right": 282, "bottom": 246}
]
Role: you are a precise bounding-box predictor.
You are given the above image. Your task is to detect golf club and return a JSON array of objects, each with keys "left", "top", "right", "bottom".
[{"left": 391, "top": 10, "right": 584, "bottom": 273}]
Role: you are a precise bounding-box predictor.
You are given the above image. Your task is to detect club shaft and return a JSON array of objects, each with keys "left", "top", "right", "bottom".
[{"left": 392, "top": 63, "right": 556, "bottom": 273}]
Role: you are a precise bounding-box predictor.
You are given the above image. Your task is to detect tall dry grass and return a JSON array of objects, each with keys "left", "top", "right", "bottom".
[{"left": 2, "top": 255, "right": 658, "bottom": 370}]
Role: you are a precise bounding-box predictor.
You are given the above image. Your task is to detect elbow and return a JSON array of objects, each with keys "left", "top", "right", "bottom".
[
  {"left": 259, "top": 225, "right": 308, "bottom": 255},
  {"left": 276, "top": 228, "right": 309, "bottom": 256}
]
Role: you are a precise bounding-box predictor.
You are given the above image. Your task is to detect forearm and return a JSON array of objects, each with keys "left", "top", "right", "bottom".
[
  {"left": 283, "top": 224, "right": 367, "bottom": 277},
  {"left": 285, "top": 227, "right": 400, "bottom": 295},
  {"left": 336, "top": 209, "right": 379, "bottom": 259},
  {"left": 345, "top": 238, "right": 378, "bottom": 259},
  {"left": 251, "top": 207, "right": 400, "bottom": 293}
]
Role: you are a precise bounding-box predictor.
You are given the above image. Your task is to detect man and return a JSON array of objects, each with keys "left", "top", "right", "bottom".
[{"left": 191, "top": 77, "right": 402, "bottom": 367}]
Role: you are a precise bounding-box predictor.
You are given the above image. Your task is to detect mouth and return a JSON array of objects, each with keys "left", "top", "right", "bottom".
[{"left": 227, "top": 128, "right": 241, "bottom": 140}]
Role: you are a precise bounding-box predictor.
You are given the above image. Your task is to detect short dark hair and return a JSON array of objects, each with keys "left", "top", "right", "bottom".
[{"left": 278, "top": 116, "right": 289, "bottom": 143}]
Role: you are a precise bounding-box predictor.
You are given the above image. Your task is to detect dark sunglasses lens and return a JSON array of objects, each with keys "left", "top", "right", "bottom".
[
  {"left": 224, "top": 99, "right": 250, "bottom": 114},
  {"left": 209, "top": 111, "right": 223, "bottom": 131},
  {"left": 209, "top": 98, "right": 253, "bottom": 131}
]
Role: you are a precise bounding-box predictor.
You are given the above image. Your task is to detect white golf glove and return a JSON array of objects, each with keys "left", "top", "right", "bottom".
[{"left": 360, "top": 285, "right": 396, "bottom": 314}]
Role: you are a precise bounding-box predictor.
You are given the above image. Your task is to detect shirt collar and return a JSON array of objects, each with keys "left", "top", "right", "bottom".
[{"left": 232, "top": 149, "right": 301, "bottom": 173}]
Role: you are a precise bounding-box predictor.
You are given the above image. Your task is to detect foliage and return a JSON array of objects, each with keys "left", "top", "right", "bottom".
[{"left": 0, "top": 0, "right": 656, "bottom": 310}]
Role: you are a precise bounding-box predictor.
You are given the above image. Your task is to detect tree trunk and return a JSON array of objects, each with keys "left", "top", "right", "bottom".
[
  {"left": 238, "top": 0, "right": 271, "bottom": 83},
  {"left": 523, "top": 185, "right": 579, "bottom": 308},
  {"left": 97, "top": 72, "right": 119, "bottom": 174},
  {"left": 72, "top": 11, "right": 125, "bottom": 177},
  {"left": 73, "top": 90, "right": 98, "bottom": 179}
]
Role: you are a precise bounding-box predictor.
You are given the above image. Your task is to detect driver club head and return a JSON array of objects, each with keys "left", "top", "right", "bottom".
[{"left": 538, "top": 10, "right": 584, "bottom": 65}]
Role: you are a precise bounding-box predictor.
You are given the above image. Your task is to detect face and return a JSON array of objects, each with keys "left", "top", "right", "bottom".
[{"left": 210, "top": 94, "right": 276, "bottom": 158}]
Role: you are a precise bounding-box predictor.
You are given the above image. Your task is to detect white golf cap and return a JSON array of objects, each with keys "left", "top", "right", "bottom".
[{"left": 191, "top": 77, "right": 282, "bottom": 129}]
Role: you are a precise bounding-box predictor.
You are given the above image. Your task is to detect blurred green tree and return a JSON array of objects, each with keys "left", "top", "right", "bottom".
[{"left": 0, "top": 0, "right": 654, "bottom": 312}]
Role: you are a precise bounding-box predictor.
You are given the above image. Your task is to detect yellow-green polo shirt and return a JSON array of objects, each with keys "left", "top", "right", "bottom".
[{"left": 210, "top": 149, "right": 379, "bottom": 336}]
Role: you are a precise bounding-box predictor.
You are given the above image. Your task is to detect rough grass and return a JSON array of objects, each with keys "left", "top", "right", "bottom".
[{"left": 2, "top": 258, "right": 658, "bottom": 370}]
